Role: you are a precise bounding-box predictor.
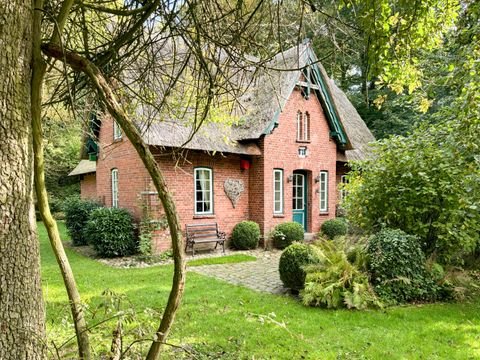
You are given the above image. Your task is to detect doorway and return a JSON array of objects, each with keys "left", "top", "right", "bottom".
[{"left": 292, "top": 171, "right": 308, "bottom": 231}]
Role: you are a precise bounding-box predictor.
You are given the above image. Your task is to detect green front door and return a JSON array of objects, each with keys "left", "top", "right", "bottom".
[{"left": 292, "top": 172, "right": 307, "bottom": 231}]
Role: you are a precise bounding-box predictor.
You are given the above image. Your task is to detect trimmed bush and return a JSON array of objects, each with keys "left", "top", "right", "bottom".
[
  {"left": 321, "top": 218, "right": 348, "bottom": 239},
  {"left": 367, "top": 228, "right": 438, "bottom": 304},
  {"left": 231, "top": 221, "right": 260, "bottom": 250},
  {"left": 63, "top": 196, "right": 101, "bottom": 246},
  {"left": 273, "top": 222, "right": 304, "bottom": 249},
  {"left": 279, "top": 243, "right": 319, "bottom": 291},
  {"left": 84, "top": 207, "right": 136, "bottom": 258}
]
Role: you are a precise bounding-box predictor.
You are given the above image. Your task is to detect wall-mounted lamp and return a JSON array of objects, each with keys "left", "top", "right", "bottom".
[
  {"left": 314, "top": 175, "right": 320, "bottom": 183},
  {"left": 287, "top": 174, "right": 294, "bottom": 183}
]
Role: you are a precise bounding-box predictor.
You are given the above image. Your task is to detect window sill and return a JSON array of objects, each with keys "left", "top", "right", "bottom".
[
  {"left": 113, "top": 137, "right": 123, "bottom": 143},
  {"left": 319, "top": 212, "right": 329, "bottom": 216},
  {"left": 193, "top": 214, "right": 216, "bottom": 219},
  {"left": 296, "top": 140, "right": 311, "bottom": 144},
  {"left": 273, "top": 214, "right": 285, "bottom": 218}
]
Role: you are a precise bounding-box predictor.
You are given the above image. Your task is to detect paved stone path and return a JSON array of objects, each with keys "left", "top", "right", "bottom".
[{"left": 189, "top": 250, "right": 288, "bottom": 294}]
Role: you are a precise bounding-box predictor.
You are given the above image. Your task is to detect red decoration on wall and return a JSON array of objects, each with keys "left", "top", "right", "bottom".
[{"left": 240, "top": 159, "right": 251, "bottom": 170}]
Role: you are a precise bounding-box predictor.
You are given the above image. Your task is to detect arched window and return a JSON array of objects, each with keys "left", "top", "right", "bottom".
[
  {"left": 111, "top": 168, "right": 119, "bottom": 208},
  {"left": 296, "top": 111, "right": 310, "bottom": 141},
  {"left": 113, "top": 121, "right": 122, "bottom": 140},
  {"left": 304, "top": 112, "right": 310, "bottom": 141},
  {"left": 296, "top": 111, "right": 303, "bottom": 141}
]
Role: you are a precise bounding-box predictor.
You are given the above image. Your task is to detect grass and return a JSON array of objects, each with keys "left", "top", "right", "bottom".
[
  {"left": 187, "top": 254, "right": 257, "bottom": 267},
  {"left": 40, "top": 222, "right": 480, "bottom": 359}
]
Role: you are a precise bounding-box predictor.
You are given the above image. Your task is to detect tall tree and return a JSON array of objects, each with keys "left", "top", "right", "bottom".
[{"left": 0, "top": 1, "right": 46, "bottom": 358}]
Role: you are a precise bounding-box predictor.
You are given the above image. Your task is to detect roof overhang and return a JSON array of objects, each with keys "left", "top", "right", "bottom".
[
  {"left": 306, "top": 49, "right": 349, "bottom": 149},
  {"left": 68, "top": 160, "right": 96, "bottom": 176}
]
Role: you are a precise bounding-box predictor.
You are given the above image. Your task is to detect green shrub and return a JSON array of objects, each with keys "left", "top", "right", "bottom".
[
  {"left": 301, "top": 240, "right": 380, "bottom": 309},
  {"left": 273, "top": 222, "right": 304, "bottom": 249},
  {"left": 321, "top": 219, "right": 348, "bottom": 239},
  {"left": 231, "top": 221, "right": 260, "bottom": 250},
  {"left": 63, "top": 196, "right": 101, "bottom": 246},
  {"left": 367, "top": 228, "right": 439, "bottom": 304},
  {"left": 343, "top": 121, "right": 480, "bottom": 263},
  {"left": 279, "top": 243, "right": 319, "bottom": 291},
  {"left": 85, "top": 207, "right": 136, "bottom": 258}
]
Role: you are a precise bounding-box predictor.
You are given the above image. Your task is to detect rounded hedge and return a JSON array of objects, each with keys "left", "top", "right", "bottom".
[
  {"left": 63, "top": 196, "right": 101, "bottom": 246},
  {"left": 231, "top": 221, "right": 260, "bottom": 250},
  {"left": 321, "top": 218, "right": 348, "bottom": 240},
  {"left": 279, "top": 243, "right": 319, "bottom": 290},
  {"left": 84, "top": 207, "right": 136, "bottom": 258},
  {"left": 367, "top": 228, "right": 438, "bottom": 303},
  {"left": 273, "top": 222, "right": 304, "bottom": 249}
]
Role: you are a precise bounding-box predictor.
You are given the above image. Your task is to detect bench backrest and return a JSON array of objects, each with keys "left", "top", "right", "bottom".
[{"left": 186, "top": 223, "right": 219, "bottom": 239}]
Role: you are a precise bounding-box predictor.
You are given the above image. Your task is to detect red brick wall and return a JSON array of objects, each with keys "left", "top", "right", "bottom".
[
  {"left": 96, "top": 116, "right": 150, "bottom": 219},
  {"left": 151, "top": 149, "right": 251, "bottom": 250},
  {"left": 256, "top": 87, "right": 338, "bottom": 234},
  {"left": 248, "top": 142, "right": 265, "bottom": 232},
  {"left": 95, "top": 86, "right": 342, "bottom": 251},
  {"left": 96, "top": 116, "right": 251, "bottom": 251},
  {"left": 80, "top": 173, "right": 97, "bottom": 200}
]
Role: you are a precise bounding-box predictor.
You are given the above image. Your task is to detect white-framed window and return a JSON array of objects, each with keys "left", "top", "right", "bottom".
[
  {"left": 340, "top": 175, "right": 349, "bottom": 202},
  {"left": 298, "top": 146, "right": 308, "bottom": 158},
  {"left": 111, "top": 168, "right": 119, "bottom": 208},
  {"left": 296, "top": 111, "right": 310, "bottom": 141},
  {"left": 273, "top": 169, "right": 283, "bottom": 214},
  {"left": 296, "top": 111, "right": 303, "bottom": 141},
  {"left": 319, "top": 171, "right": 328, "bottom": 212},
  {"left": 194, "top": 167, "right": 213, "bottom": 214},
  {"left": 304, "top": 112, "right": 310, "bottom": 141},
  {"left": 113, "top": 121, "right": 122, "bottom": 140}
]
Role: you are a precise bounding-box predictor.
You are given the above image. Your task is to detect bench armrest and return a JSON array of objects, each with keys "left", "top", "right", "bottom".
[{"left": 217, "top": 231, "right": 226, "bottom": 240}]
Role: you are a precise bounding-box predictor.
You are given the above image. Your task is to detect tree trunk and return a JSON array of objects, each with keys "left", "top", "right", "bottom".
[{"left": 0, "top": 1, "right": 47, "bottom": 359}]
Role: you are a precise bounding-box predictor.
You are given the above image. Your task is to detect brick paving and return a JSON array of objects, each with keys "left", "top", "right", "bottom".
[{"left": 188, "top": 249, "right": 288, "bottom": 294}]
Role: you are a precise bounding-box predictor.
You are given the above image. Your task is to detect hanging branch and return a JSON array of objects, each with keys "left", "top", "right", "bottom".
[
  {"left": 42, "top": 42, "right": 187, "bottom": 360},
  {"left": 31, "top": 0, "right": 91, "bottom": 358}
]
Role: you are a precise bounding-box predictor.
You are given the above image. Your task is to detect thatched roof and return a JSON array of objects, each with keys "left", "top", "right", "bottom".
[
  {"left": 141, "top": 121, "right": 261, "bottom": 155},
  {"left": 328, "top": 81, "right": 375, "bottom": 161},
  {"left": 233, "top": 45, "right": 305, "bottom": 140},
  {"left": 68, "top": 160, "right": 96, "bottom": 176},
  {"left": 138, "top": 42, "right": 374, "bottom": 160}
]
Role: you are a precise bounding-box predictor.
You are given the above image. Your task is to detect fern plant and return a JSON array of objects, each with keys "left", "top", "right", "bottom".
[{"left": 301, "top": 240, "right": 381, "bottom": 310}]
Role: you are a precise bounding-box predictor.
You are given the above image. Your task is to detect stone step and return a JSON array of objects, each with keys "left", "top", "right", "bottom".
[{"left": 304, "top": 232, "right": 315, "bottom": 241}]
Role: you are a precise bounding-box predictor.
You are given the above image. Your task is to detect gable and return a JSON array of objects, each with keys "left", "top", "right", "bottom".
[
  {"left": 87, "top": 42, "right": 373, "bottom": 159},
  {"left": 236, "top": 42, "right": 374, "bottom": 159}
]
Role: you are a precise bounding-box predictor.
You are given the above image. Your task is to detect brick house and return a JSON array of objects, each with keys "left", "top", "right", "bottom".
[{"left": 69, "top": 43, "right": 374, "bottom": 252}]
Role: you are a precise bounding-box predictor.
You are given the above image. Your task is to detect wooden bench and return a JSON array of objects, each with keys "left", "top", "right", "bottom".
[{"left": 185, "top": 223, "right": 226, "bottom": 256}]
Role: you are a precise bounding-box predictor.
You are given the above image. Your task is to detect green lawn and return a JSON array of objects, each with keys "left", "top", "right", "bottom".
[
  {"left": 188, "top": 254, "right": 257, "bottom": 267},
  {"left": 40, "top": 222, "right": 480, "bottom": 359}
]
